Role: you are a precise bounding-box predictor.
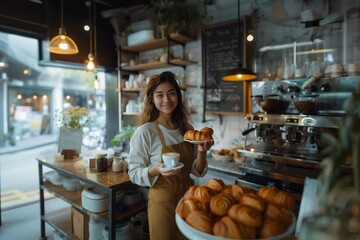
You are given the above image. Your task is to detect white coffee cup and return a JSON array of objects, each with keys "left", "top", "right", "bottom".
[{"left": 162, "top": 152, "right": 180, "bottom": 168}]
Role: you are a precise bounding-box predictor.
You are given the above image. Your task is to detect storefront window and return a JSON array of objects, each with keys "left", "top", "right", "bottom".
[
  {"left": 8, "top": 87, "right": 52, "bottom": 140},
  {"left": 0, "top": 31, "right": 108, "bottom": 147}
]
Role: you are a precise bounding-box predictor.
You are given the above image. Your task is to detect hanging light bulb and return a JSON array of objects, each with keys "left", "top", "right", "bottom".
[
  {"left": 247, "top": 32, "right": 254, "bottom": 42},
  {"left": 94, "top": 73, "right": 99, "bottom": 90},
  {"left": 84, "top": 0, "right": 97, "bottom": 72},
  {"left": 48, "top": 0, "right": 79, "bottom": 54},
  {"left": 86, "top": 53, "right": 96, "bottom": 71}
]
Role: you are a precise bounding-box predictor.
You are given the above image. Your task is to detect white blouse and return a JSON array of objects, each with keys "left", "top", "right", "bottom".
[{"left": 128, "top": 122, "right": 208, "bottom": 187}]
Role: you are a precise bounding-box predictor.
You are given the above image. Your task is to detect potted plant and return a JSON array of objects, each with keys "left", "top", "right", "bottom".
[
  {"left": 55, "top": 106, "right": 91, "bottom": 155},
  {"left": 299, "top": 85, "right": 360, "bottom": 238},
  {"left": 110, "top": 125, "right": 135, "bottom": 154},
  {"left": 150, "top": 0, "right": 214, "bottom": 38}
]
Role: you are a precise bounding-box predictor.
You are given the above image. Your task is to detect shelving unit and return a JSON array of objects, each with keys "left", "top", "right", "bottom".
[
  {"left": 37, "top": 155, "right": 147, "bottom": 240},
  {"left": 117, "top": 33, "right": 196, "bottom": 130}
]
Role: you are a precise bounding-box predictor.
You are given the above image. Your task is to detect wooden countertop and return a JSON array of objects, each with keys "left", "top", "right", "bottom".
[{"left": 36, "top": 154, "right": 131, "bottom": 189}]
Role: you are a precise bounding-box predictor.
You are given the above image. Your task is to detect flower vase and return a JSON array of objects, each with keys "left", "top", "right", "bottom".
[{"left": 58, "top": 127, "right": 83, "bottom": 157}]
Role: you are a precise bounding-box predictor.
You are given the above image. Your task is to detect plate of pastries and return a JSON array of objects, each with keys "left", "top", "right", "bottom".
[
  {"left": 184, "top": 127, "right": 214, "bottom": 144},
  {"left": 211, "top": 149, "right": 233, "bottom": 161},
  {"left": 176, "top": 178, "right": 296, "bottom": 240}
]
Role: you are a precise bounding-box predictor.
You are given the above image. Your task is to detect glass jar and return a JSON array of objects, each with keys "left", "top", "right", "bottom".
[{"left": 112, "top": 156, "right": 124, "bottom": 173}]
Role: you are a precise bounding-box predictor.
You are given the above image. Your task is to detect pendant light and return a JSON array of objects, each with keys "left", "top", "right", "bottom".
[
  {"left": 222, "top": 0, "right": 256, "bottom": 81},
  {"left": 85, "top": 0, "right": 97, "bottom": 72},
  {"left": 48, "top": 0, "right": 79, "bottom": 54}
]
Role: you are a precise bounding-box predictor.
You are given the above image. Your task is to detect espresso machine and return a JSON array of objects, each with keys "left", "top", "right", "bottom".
[{"left": 236, "top": 77, "right": 358, "bottom": 208}]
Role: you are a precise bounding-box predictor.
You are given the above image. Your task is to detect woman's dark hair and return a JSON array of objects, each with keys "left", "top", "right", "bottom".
[{"left": 136, "top": 71, "right": 191, "bottom": 133}]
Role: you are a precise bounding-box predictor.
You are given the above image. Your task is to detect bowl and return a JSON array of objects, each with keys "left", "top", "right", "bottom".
[
  {"left": 175, "top": 198, "right": 296, "bottom": 240},
  {"left": 253, "top": 95, "right": 290, "bottom": 113},
  {"left": 293, "top": 95, "right": 318, "bottom": 115},
  {"left": 211, "top": 152, "right": 233, "bottom": 161}
]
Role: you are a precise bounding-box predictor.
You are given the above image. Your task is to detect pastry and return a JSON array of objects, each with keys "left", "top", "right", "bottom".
[
  {"left": 230, "top": 185, "right": 255, "bottom": 202},
  {"left": 274, "top": 191, "right": 296, "bottom": 210},
  {"left": 207, "top": 178, "right": 226, "bottom": 192},
  {"left": 258, "top": 187, "right": 295, "bottom": 210},
  {"left": 228, "top": 204, "right": 263, "bottom": 228},
  {"left": 213, "top": 216, "right": 243, "bottom": 239},
  {"left": 196, "top": 200, "right": 210, "bottom": 212},
  {"left": 209, "top": 192, "right": 235, "bottom": 216},
  {"left": 175, "top": 198, "right": 198, "bottom": 219},
  {"left": 239, "top": 192, "right": 265, "bottom": 212},
  {"left": 184, "top": 130, "right": 212, "bottom": 141},
  {"left": 264, "top": 202, "right": 292, "bottom": 226},
  {"left": 258, "top": 186, "right": 279, "bottom": 204},
  {"left": 186, "top": 210, "right": 214, "bottom": 234},
  {"left": 183, "top": 185, "right": 197, "bottom": 200},
  {"left": 200, "top": 127, "right": 214, "bottom": 135},
  {"left": 259, "top": 218, "right": 286, "bottom": 238},
  {"left": 194, "top": 185, "right": 217, "bottom": 204}
]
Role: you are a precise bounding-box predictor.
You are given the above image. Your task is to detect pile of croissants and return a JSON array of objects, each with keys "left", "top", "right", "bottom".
[
  {"left": 184, "top": 127, "right": 214, "bottom": 141},
  {"left": 176, "top": 178, "right": 296, "bottom": 239}
]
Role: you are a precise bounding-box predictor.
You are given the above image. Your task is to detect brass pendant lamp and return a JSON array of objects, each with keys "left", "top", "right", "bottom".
[
  {"left": 85, "top": 0, "right": 97, "bottom": 72},
  {"left": 48, "top": 0, "right": 79, "bottom": 54},
  {"left": 222, "top": 0, "right": 256, "bottom": 81}
]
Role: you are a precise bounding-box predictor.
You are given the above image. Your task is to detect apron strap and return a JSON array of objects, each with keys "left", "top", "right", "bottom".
[
  {"left": 154, "top": 120, "right": 177, "bottom": 153},
  {"left": 154, "top": 120, "right": 167, "bottom": 148}
]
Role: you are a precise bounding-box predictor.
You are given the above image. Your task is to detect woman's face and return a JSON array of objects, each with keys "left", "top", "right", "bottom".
[{"left": 153, "top": 82, "right": 178, "bottom": 115}]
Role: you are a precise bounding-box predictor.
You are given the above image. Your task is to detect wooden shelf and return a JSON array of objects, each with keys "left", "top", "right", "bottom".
[
  {"left": 205, "top": 111, "right": 244, "bottom": 115},
  {"left": 42, "top": 207, "right": 79, "bottom": 240},
  {"left": 122, "top": 112, "right": 140, "bottom": 116},
  {"left": 122, "top": 87, "right": 145, "bottom": 92},
  {"left": 122, "top": 59, "right": 196, "bottom": 71},
  {"left": 43, "top": 181, "right": 147, "bottom": 224},
  {"left": 122, "top": 84, "right": 187, "bottom": 92},
  {"left": 121, "top": 33, "right": 194, "bottom": 53}
]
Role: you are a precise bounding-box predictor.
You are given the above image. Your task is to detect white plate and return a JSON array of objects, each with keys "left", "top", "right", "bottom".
[
  {"left": 176, "top": 198, "right": 296, "bottom": 240},
  {"left": 184, "top": 139, "right": 210, "bottom": 144},
  {"left": 211, "top": 152, "right": 233, "bottom": 161},
  {"left": 162, "top": 162, "right": 184, "bottom": 170}
]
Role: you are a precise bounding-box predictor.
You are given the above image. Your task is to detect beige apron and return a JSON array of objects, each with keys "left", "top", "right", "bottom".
[{"left": 148, "top": 121, "right": 194, "bottom": 240}]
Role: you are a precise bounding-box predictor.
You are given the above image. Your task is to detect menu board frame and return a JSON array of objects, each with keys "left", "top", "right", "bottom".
[{"left": 203, "top": 19, "right": 248, "bottom": 115}]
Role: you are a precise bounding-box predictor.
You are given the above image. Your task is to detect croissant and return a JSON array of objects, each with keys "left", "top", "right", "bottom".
[
  {"left": 209, "top": 192, "right": 235, "bottom": 216},
  {"left": 230, "top": 185, "right": 255, "bottom": 202},
  {"left": 200, "top": 127, "right": 214, "bottom": 135},
  {"left": 183, "top": 185, "right": 198, "bottom": 200},
  {"left": 274, "top": 191, "right": 296, "bottom": 210},
  {"left": 184, "top": 130, "right": 212, "bottom": 141},
  {"left": 194, "top": 185, "right": 217, "bottom": 204},
  {"left": 228, "top": 204, "right": 263, "bottom": 228},
  {"left": 258, "top": 187, "right": 295, "bottom": 210},
  {"left": 265, "top": 202, "right": 293, "bottom": 226},
  {"left": 186, "top": 210, "right": 214, "bottom": 234},
  {"left": 207, "top": 178, "right": 226, "bottom": 192},
  {"left": 175, "top": 198, "right": 199, "bottom": 219},
  {"left": 259, "top": 218, "right": 286, "bottom": 238},
  {"left": 213, "top": 216, "right": 243, "bottom": 239},
  {"left": 258, "top": 186, "right": 280, "bottom": 204},
  {"left": 239, "top": 193, "right": 265, "bottom": 212}
]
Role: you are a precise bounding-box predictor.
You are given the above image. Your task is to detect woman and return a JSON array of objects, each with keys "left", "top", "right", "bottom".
[{"left": 128, "top": 71, "right": 214, "bottom": 240}]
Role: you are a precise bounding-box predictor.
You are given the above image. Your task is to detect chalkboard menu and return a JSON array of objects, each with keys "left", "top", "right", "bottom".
[{"left": 204, "top": 21, "right": 246, "bottom": 114}]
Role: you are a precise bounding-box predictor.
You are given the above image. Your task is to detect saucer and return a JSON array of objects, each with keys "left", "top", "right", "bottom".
[
  {"left": 163, "top": 162, "right": 184, "bottom": 170},
  {"left": 184, "top": 139, "right": 210, "bottom": 144}
]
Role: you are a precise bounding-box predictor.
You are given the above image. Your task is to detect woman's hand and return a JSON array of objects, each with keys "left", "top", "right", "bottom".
[
  {"left": 198, "top": 139, "right": 214, "bottom": 152},
  {"left": 154, "top": 162, "right": 181, "bottom": 176}
]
